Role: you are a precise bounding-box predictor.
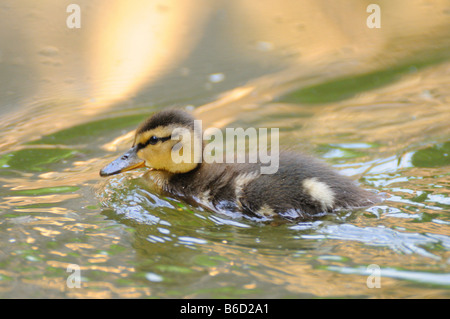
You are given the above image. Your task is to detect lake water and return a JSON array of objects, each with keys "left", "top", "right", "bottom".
[{"left": 0, "top": 1, "right": 449, "bottom": 298}]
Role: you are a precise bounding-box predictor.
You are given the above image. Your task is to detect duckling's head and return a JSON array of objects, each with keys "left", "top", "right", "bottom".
[{"left": 100, "top": 109, "right": 202, "bottom": 177}]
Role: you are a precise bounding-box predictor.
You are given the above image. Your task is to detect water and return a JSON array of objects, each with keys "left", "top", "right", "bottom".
[{"left": 0, "top": 1, "right": 449, "bottom": 298}]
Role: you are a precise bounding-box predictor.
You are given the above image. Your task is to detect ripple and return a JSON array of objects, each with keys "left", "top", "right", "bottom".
[
  {"left": 312, "top": 223, "right": 447, "bottom": 260},
  {"left": 327, "top": 265, "right": 450, "bottom": 286}
]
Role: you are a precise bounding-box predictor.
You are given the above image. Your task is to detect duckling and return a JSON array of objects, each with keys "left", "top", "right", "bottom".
[{"left": 100, "top": 109, "right": 380, "bottom": 220}]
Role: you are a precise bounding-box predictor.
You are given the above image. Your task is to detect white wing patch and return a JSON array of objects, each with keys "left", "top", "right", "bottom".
[{"left": 302, "top": 177, "right": 335, "bottom": 210}]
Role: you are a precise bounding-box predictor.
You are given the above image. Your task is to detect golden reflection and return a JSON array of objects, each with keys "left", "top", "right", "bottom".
[
  {"left": 86, "top": 0, "right": 211, "bottom": 112},
  {"left": 199, "top": 241, "right": 447, "bottom": 298},
  {"left": 0, "top": 0, "right": 448, "bottom": 151},
  {"left": 19, "top": 276, "right": 152, "bottom": 299},
  {"left": 32, "top": 216, "right": 75, "bottom": 223},
  {"left": 67, "top": 282, "right": 151, "bottom": 299},
  {"left": 194, "top": 0, "right": 450, "bottom": 131},
  {"left": 0, "top": 0, "right": 212, "bottom": 149},
  {"left": 49, "top": 250, "right": 67, "bottom": 257},
  {"left": 47, "top": 260, "right": 134, "bottom": 275},
  {"left": 0, "top": 195, "right": 79, "bottom": 209},
  {"left": 195, "top": 87, "right": 256, "bottom": 127},
  {"left": 21, "top": 277, "right": 67, "bottom": 293},
  {"left": 196, "top": 60, "right": 450, "bottom": 156},
  {"left": 18, "top": 0, "right": 212, "bottom": 110},
  {"left": 299, "top": 62, "right": 450, "bottom": 148},
  {"left": 33, "top": 227, "right": 61, "bottom": 237},
  {"left": 101, "top": 131, "right": 135, "bottom": 152},
  {"left": 12, "top": 207, "right": 72, "bottom": 215},
  {"left": 62, "top": 223, "right": 99, "bottom": 232},
  {"left": 87, "top": 257, "right": 109, "bottom": 264},
  {"left": 65, "top": 243, "right": 95, "bottom": 251}
]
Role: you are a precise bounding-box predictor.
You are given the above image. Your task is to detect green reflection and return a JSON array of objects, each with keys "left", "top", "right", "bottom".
[
  {"left": 28, "top": 114, "right": 146, "bottom": 145},
  {"left": 190, "top": 286, "right": 262, "bottom": 298},
  {"left": 194, "top": 254, "right": 229, "bottom": 267},
  {"left": 279, "top": 58, "right": 448, "bottom": 104},
  {"left": 0, "top": 148, "right": 76, "bottom": 172},
  {"left": 12, "top": 186, "right": 80, "bottom": 196},
  {"left": 155, "top": 265, "right": 194, "bottom": 274},
  {"left": 411, "top": 142, "right": 450, "bottom": 167}
]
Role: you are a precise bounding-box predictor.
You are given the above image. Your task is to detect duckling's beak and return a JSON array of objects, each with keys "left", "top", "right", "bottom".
[{"left": 100, "top": 145, "right": 145, "bottom": 177}]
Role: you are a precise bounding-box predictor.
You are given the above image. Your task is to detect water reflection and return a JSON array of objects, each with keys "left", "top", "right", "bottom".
[
  {"left": 0, "top": 0, "right": 449, "bottom": 298},
  {"left": 307, "top": 223, "right": 448, "bottom": 260},
  {"left": 96, "top": 163, "right": 450, "bottom": 297}
]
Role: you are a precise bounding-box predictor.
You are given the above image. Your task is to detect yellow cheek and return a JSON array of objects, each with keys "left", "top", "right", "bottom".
[
  {"left": 138, "top": 145, "right": 170, "bottom": 169},
  {"left": 134, "top": 136, "right": 198, "bottom": 173}
]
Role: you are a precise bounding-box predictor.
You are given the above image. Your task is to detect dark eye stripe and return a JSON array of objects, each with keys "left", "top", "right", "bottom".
[
  {"left": 159, "top": 135, "right": 172, "bottom": 143},
  {"left": 137, "top": 135, "right": 171, "bottom": 150}
]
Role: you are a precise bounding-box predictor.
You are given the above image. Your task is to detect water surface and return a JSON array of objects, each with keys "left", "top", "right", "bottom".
[{"left": 0, "top": 1, "right": 449, "bottom": 298}]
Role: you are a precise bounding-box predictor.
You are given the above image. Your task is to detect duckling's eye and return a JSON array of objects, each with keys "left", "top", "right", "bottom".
[{"left": 148, "top": 136, "right": 158, "bottom": 145}]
